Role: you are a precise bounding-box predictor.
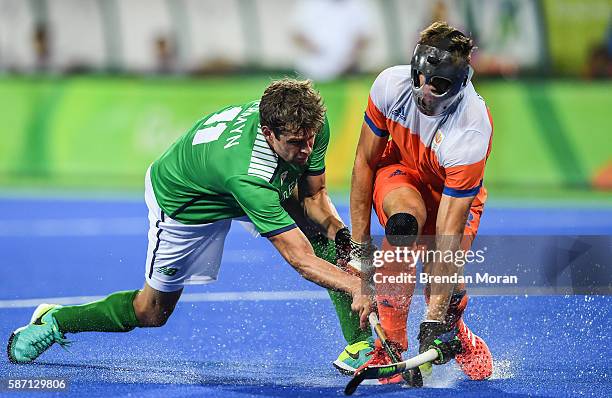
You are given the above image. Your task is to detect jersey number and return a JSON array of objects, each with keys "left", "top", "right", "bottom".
[{"left": 192, "top": 107, "right": 242, "bottom": 145}]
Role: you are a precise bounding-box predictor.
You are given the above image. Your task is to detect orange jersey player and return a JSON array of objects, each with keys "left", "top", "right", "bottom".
[{"left": 348, "top": 22, "right": 493, "bottom": 382}]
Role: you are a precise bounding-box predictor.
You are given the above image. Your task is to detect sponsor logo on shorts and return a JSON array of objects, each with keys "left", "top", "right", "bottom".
[{"left": 156, "top": 266, "right": 178, "bottom": 276}]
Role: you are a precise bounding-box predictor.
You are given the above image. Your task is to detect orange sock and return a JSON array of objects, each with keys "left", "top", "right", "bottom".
[
  {"left": 373, "top": 239, "right": 416, "bottom": 351},
  {"left": 376, "top": 295, "right": 410, "bottom": 350}
]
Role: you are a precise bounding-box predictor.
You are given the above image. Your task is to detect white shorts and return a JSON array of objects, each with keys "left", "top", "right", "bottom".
[{"left": 144, "top": 167, "right": 240, "bottom": 292}]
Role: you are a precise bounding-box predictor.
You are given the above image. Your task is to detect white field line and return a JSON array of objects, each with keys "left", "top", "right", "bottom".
[
  {"left": 0, "top": 217, "right": 146, "bottom": 237},
  {"left": 0, "top": 290, "right": 330, "bottom": 309}
]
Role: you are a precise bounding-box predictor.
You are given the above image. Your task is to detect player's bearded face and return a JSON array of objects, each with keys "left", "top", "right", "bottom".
[{"left": 263, "top": 127, "right": 315, "bottom": 165}]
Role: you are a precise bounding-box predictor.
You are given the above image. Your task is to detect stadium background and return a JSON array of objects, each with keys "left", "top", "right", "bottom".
[
  {"left": 0, "top": 1, "right": 611, "bottom": 397},
  {"left": 0, "top": 0, "right": 610, "bottom": 199}
]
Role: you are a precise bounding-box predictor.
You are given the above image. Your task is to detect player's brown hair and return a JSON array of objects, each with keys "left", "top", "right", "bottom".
[
  {"left": 418, "top": 21, "right": 474, "bottom": 63},
  {"left": 259, "top": 78, "right": 326, "bottom": 138}
]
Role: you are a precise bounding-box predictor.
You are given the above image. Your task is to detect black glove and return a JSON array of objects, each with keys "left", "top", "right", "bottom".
[
  {"left": 418, "top": 321, "right": 463, "bottom": 365},
  {"left": 334, "top": 227, "right": 352, "bottom": 268}
]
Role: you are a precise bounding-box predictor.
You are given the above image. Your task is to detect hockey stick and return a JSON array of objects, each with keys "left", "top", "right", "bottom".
[
  {"left": 344, "top": 347, "right": 438, "bottom": 395},
  {"left": 367, "top": 313, "right": 423, "bottom": 387}
]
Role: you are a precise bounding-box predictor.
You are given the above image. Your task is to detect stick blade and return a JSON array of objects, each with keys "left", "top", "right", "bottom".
[
  {"left": 344, "top": 366, "right": 379, "bottom": 395},
  {"left": 344, "top": 370, "right": 366, "bottom": 395}
]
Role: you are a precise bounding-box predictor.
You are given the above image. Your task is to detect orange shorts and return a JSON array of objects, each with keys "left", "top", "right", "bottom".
[{"left": 373, "top": 163, "right": 485, "bottom": 250}]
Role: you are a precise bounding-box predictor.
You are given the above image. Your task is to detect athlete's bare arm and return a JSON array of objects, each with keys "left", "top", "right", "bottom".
[
  {"left": 350, "top": 121, "right": 388, "bottom": 242},
  {"left": 268, "top": 228, "right": 371, "bottom": 327},
  {"left": 299, "top": 173, "right": 344, "bottom": 240},
  {"left": 425, "top": 193, "right": 474, "bottom": 321}
]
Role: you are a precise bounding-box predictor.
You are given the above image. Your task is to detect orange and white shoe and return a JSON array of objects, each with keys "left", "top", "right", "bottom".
[
  {"left": 355, "top": 341, "right": 404, "bottom": 384},
  {"left": 425, "top": 289, "right": 493, "bottom": 380},
  {"left": 454, "top": 318, "right": 493, "bottom": 380},
  {"left": 446, "top": 291, "right": 493, "bottom": 380}
]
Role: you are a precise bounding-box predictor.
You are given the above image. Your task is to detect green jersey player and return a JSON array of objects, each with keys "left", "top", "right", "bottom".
[{"left": 7, "top": 79, "right": 373, "bottom": 373}]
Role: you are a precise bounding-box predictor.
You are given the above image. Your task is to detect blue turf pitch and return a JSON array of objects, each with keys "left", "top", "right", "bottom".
[{"left": 0, "top": 197, "right": 610, "bottom": 397}]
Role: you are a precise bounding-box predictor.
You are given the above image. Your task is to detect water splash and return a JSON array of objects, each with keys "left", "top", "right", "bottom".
[{"left": 490, "top": 359, "right": 514, "bottom": 380}]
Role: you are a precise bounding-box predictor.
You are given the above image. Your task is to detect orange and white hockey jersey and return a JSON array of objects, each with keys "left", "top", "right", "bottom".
[{"left": 365, "top": 65, "right": 493, "bottom": 200}]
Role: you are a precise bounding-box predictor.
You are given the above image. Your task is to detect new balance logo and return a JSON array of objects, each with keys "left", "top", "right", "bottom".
[
  {"left": 391, "top": 107, "right": 407, "bottom": 121},
  {"left": 156, "top": 266, "right": 178, "bottom": 276}
]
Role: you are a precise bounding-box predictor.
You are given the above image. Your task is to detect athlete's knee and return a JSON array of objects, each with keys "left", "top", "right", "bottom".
[{"left": 385, "top": 213, "right": 419, "bottom": 247}]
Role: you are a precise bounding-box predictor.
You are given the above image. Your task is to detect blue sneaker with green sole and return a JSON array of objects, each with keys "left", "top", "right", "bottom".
[
  {"left": 332, "top": 336, "right": 375, "bottom": 375},
  {"left": 7, "top": 304, "right": 71, "bottom": 364}
]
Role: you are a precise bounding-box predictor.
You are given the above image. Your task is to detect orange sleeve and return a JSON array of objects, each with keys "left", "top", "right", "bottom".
[
  {"left": 364, "top": 95, "right": 389, "bottom": 137},
  {"left": 443, "top": 158, "right": 486, "bottom": 197}
]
